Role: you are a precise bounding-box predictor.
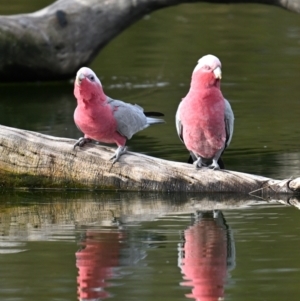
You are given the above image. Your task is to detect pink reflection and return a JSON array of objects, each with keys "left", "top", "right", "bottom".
[
  {"left": 76, "top": 230, "right": 123, "bottom": 301},
  {"left": 179, "top": 211, "right": 234, "bottom": 301}
]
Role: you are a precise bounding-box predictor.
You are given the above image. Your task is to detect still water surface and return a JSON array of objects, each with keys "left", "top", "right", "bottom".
[
  {"left": 1, "top": 1, "right": 300, "bottom": 301},
  {"left": 1, "top": 192, "right": 300, "bottom": 301}
]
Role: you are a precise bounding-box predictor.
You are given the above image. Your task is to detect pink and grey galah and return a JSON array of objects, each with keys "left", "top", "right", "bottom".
[
  {"left": 73, "top": 67, "right": 165, "bottom": 163},
  {"left": 176, "top": 54, "right": 234, "bottom": 170}
]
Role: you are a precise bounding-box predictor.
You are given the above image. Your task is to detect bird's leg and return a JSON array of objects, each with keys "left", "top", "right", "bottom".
[
  {"left": 110, "top": 146, "right": 127, "bottom": 164},
  {"left": 208, "top": 147, "right": 225, "bottom": 170},
  {"left": 209, "top": 159, "right": 220, "bottom": 170},
  {"left": 193, "top": 157, "right": 203, "bottom": 169},
  {"left": 213, "top": 210, "right": 220, "bottom": 219},
  {"left": 73, "top": 137, "right": 92, "bottom": 150}
]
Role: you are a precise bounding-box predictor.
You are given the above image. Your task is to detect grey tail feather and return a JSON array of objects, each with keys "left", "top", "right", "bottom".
[{"left": 146, "top": 117, "right": 165, "bottom": 124}]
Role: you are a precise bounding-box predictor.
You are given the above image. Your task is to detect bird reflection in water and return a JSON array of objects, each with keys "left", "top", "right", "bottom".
[
  {"left": 76, "top": 229, "right": 123, "bottom": 301},
  {"left": 178, "top": 210, "right": 235, "bottom": 301}
]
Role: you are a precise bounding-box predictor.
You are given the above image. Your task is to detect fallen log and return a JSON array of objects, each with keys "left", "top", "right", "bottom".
[
  {"left": 0, "top": 125, "right": 299, "bottom": 194},
  {"left": 0, "top": 0, "right": 299, "bottom": 82}
]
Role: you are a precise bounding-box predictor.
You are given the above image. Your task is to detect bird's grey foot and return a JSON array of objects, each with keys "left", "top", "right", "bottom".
[
  {"left": 110, "top": 146, "right": 127, "bottom": 164},
  {"left": 73, "top": 137, "right": 91, "bottom": 150},
  {"left": 209, "top": 146, "right": 225, "bottom": 170},
  {"left": 208, "top": 159, "right": 220, "bottom": 170},
  {"left": 193, "top": 157, "right": 202, "bottom": 169}
]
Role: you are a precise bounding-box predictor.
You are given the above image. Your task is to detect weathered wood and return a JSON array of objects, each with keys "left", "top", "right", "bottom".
[
  {"left": 0, "top": 125, "right": 299, "bottom": 194},
  {"left": 0, "top": 0, "right": 299, "bottom": 82}
]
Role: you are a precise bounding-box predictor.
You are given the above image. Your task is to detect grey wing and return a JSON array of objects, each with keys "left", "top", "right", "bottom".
[
  {"left": 224, "top": 98, "right": 234, "bottom": 147},
  {"left": 175, "top": 102, "right": 184, "bottom": 143},
  {"left": 108, "top": 98, "right": 148, "bottom": 139}
]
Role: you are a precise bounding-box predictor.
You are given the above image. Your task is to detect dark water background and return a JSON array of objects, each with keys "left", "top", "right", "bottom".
[{"left": 1, "top": 1, "right": 300, "bottom": 301}]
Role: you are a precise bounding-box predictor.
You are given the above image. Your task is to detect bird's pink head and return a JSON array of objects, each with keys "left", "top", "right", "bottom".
[
  {"left": 191, "top": 54, "right": 222, "bottom": 89},
  {"left": 74, "top": 67, "right": 106, "bottom": 103}
]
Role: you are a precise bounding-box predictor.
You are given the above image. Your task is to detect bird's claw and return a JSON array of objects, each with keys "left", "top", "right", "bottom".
[
  {"left": 193, "top": 157, "right": 220, "bottom": 170},
  {"left": 110, "top": 146, "right": 127, "bottom": 164},
  {"left": 208, "top": 160, "right": 220, "bottom": 170},
  {"left": 193, "top": 157, "right": 202, "bottom": 169},
  {"left": 73, "top": 137, "right": 91, "bottom": 150}
]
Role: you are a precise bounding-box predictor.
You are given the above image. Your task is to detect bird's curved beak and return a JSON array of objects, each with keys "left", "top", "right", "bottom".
[
  {"left": 213, "top": 66, "right": 222, "bottom": 79},
  {"left": 76, "top": 73, "right": 85, "bottom": 86}
]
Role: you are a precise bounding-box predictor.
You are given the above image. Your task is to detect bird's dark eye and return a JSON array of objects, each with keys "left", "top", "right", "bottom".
[
  {"left": 89, "top": 75, "right": 95, "bottom": 81},
  {"left": 203, "top": 65, "right": 211, "bottom": 70}
]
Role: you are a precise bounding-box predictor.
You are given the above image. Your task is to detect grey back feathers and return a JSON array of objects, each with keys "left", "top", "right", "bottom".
[{"left": 107, "top": 98, "right": 164, "bottom": 139}]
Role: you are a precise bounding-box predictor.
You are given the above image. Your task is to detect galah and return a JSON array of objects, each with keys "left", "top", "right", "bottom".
[
  {"left": 176, "top": 54, "right": 234, "bottom": 170},
  {"left": 73, "top": 67, "right": 165, "bottom": 163}
]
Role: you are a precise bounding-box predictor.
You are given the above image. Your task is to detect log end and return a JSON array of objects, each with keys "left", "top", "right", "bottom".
[{"left": 288, "top": 178, "right": 300, "bottom": 194}]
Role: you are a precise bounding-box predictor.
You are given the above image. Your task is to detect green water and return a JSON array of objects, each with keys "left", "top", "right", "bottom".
[{"left": 1, "top": 1, "right": 300, "bottom": 301}]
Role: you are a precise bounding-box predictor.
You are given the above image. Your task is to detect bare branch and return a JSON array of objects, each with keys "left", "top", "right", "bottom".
[{"left": 0, "top": 0, "right": 298, "bottom": 82}]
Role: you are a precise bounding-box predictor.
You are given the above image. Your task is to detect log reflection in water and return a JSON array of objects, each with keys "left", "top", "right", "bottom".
[{"left": 0, "top": 191, "right": 298, "bottom": 241}]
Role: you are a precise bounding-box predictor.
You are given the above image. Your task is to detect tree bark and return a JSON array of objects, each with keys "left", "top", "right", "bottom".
[
  {"left": 0, "top": 125, "right": 299, "bottom": 195},
  {"left": 0, "top": 0, "right": 299, "bottom": 82}
]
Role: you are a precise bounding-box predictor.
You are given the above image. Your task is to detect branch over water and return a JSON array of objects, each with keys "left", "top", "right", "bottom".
[{"left": 0, "top": 0, "right": 298, "bottom": 81}]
